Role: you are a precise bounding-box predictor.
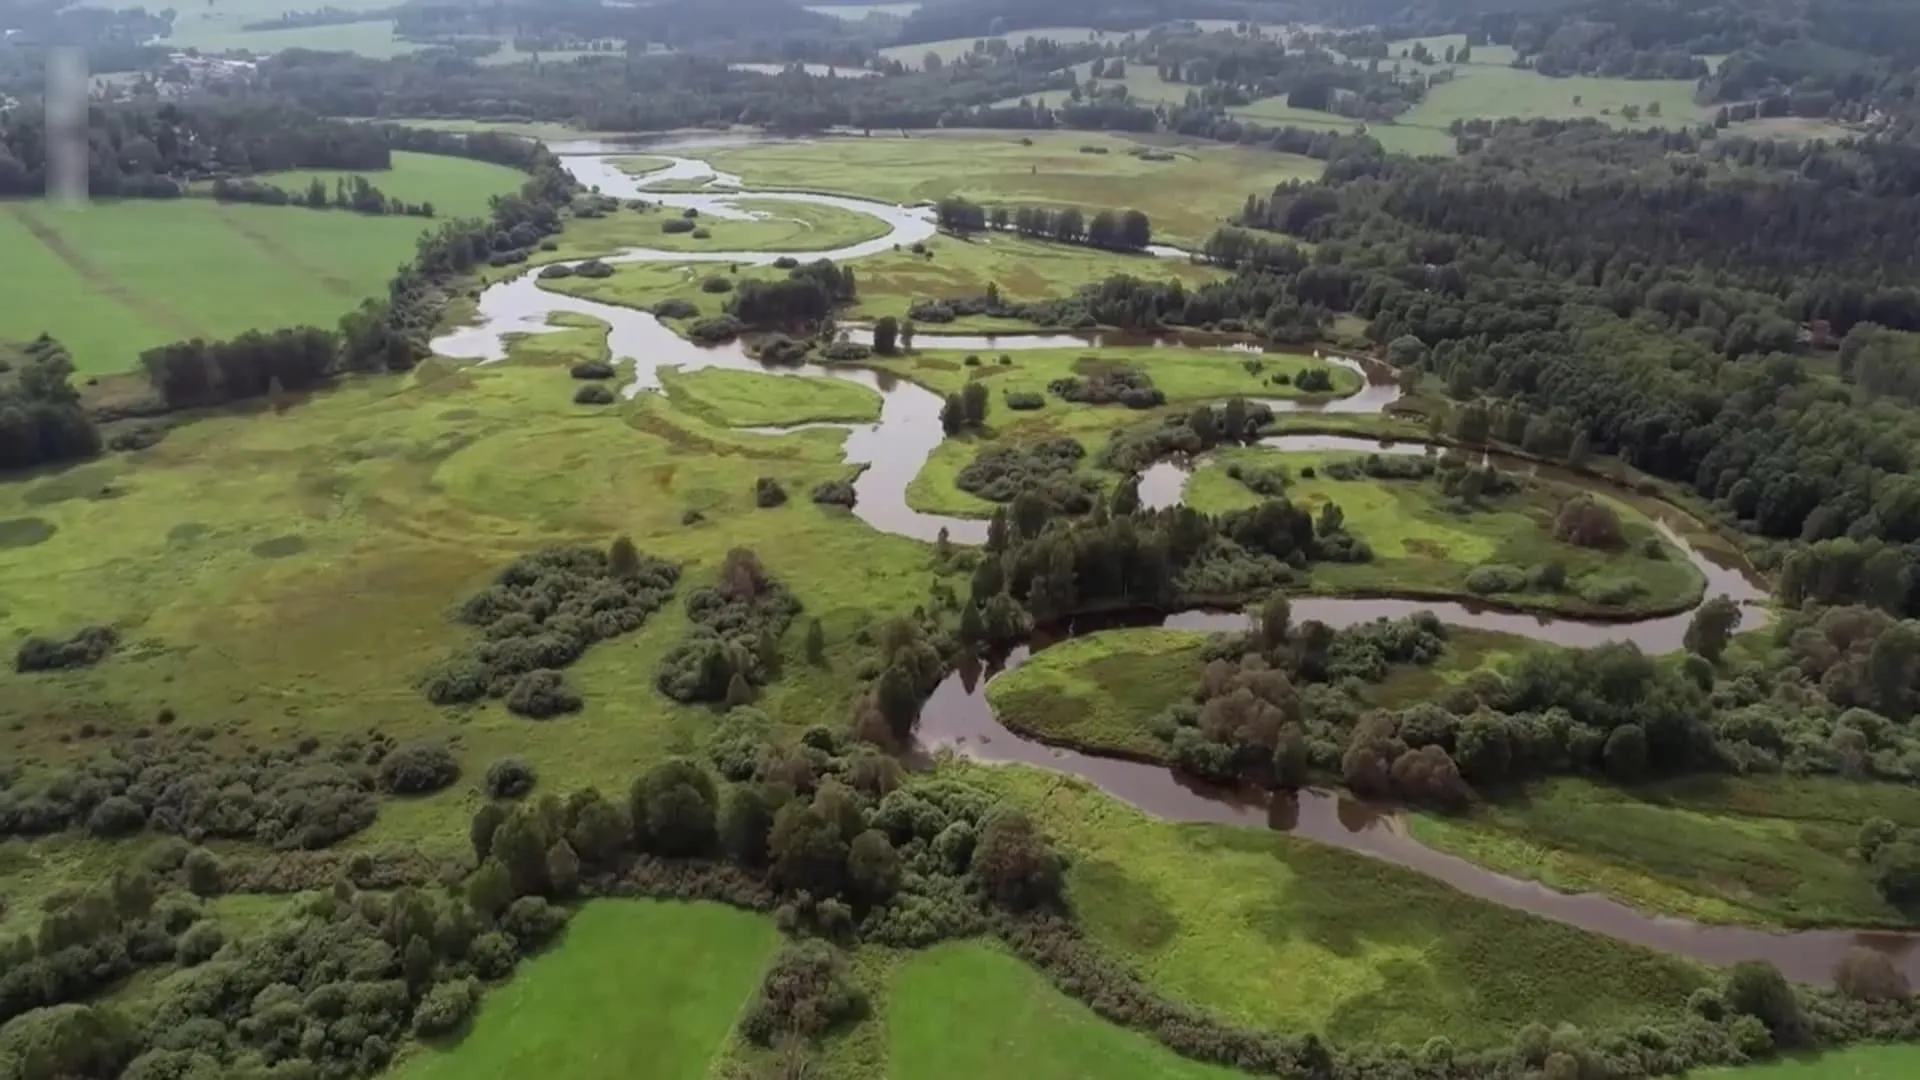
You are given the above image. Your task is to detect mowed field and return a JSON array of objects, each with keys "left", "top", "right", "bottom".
[
  {"left": 0, "top": 153, "right": 524, "bottom": 375},
  {"left": 391, "top": 900, "right": 781, "bottom": 1079},
  {"left": 700, "top": 131, "right": 1321, "bottom": 248}
]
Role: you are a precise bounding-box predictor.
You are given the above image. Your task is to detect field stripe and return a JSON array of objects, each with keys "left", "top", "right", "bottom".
[
  {"left": 212, "top": 205, "right": 358, "bottom": 299},
  {"left": 9, "top": 204, "right": 204, "bottom": 338}
]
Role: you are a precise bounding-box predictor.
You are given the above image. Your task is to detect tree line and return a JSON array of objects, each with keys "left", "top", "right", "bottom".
[
  {"left": 0, "top": 335, "right": 99, "bottom": 473},
  {"left": 934, "top": 195, "right": 1154, "bottom": 252},
  {"left": 208, "top": 174, "right": 436, "bottom": 219}
]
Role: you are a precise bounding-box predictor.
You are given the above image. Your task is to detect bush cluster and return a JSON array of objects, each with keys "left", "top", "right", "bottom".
[
  {"left": 1554, "top": 494, "right": 1626, "bottom": 548},
  {"left": 755, "top": 477, "right": 789, "bottom": 508},
  {"left": 484, "top": 758, "right": 537, "bottom": 799},
  {"left": 572, "top": 384, "right": 615, "bottom": 406},
  {"left": 655, "top": 549, "right": 803, "bottom": 704},
  {"left": 1099, "top": 398, "right": 1275, "bottom": 473},
  {"left": 378, "top": 741, "right": 460, "bottom": 796},
  {"left": 660, "top": 217, "right": 696, "bottom": 234},
  {"left": 1048, "top": 361, "right": 1164, "bottom": 408},
  {"left": 573, "top": 259, "right": 614, "bottom": 279},
  {"left": 687, "top": 315, "right": 743, "bottom": 343},
  {"left": 700, "top": 274, "right": 732, "bottom": 293},
  {"left": 740, "top": 941, "right": 867, "bottom": 1045},
  {"left": 1003, "top": 390, "right": 1044, "bottom": 411},
  {"left": 568, "top": 358, "right": 614, "bottom": 379},
  {"left": 810, "top": 479, "right": 858, "bottom": 508},
  {"left": 421, "top": 540, "right": 679, "bottom": 716},
  {"left": 653, "top": 298, "right": 699, "bottom": 320},
  {"left": 15, "top": 625, "right": 118, "bottom": 673},
  {"left": 955, "top": 438, "right": 1100, "bottom": 516}
]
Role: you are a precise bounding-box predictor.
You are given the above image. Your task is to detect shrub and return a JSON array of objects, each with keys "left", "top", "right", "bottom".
[
  {"left": 413, "top": 977, "right": 479, "bottom": 1037},
  {"left": 536, "top": 263, "right": 573, "bottom": 280},
  {"left": 1834, "top": 946, "right": 1910, "bottom": 1001},
  {"left": 691, "top": 227, "right": 711, "bottom": 239},
  {"left": 15, "top": 625, "right": 118, "bottom": 673},
  {"left": 653, "top": 298, "right": 699, "bottom": 320},
  {"left": 1464, "top": 564, "right": 1527, "bottom": 595},
  {"left": 661, "top": 217, "right": 697, "bottom": 234},
  {"left": 1553, "top": 495, "right": 1625, "bottom": 548},
  {"left": 569, "top": 359, "right": 614, "bottom": 379},
  {"left": 500, "top": 896, "right": 570, "bottom": 950},
  {"left": 755, "top": 334, "right": 809, "bottom": 364},
  {"left": 379, "top": 741, "right": 460, "bottom": 795},
  {"left": 1295, "top": 367, "right": 1334, "bottom": 392},
  {"left": 175, "top": 921, "right": 224, "bottom": 966},
  {"left": 574, "top": 259, "right": 614, "bottom": 279},
  {"left": 1003, "top": 391, "right": 1044, "bottom": 411},
  {"left": 504, "top": 669, "right": 583, "bottom": 718},
  {"left": 772, "top": 256, "right": 799, "bottom": 269},
  {"left": 655, "top": 549, "right": 803, "bottom": 704},
  {"left": 1049, "top": 361, "right": 1164, "bottom": 408},
  {"left": 1580, "top": 577, "right": 1645, "bottom": 606},
  {"left": 810, "top": 480, "right": 857, "bottom": 507},
  {"left": 955, "top": 439, "right": 1099, "bottom": 515},
  {"left": 755, "top": 478, "right": 788, "bottom": 508},
  {"left": 485, "top": 758, "right": 538, "bottom": 799},
  {"left": 183, "top": 848, "right": 223, "bottom": 896},
  {"left": 741, "top": 941, "right": 867, "bottom": 1045},
  {"left": 820, "top": 339, "right": 871, "bottom": 361},
  {"left": 86, "top": 795, "right": 146, "bottom": 838},
  {"left": 688, "top": 315, "right": 742, "bottom": 343},
  {"left": 701, "top": 275, "right": 733, "bottom": 293},
  {"left": 573, "top": 384, "right": 615, "bottom": 405}
]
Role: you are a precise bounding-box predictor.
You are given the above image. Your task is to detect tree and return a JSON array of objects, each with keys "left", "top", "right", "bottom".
[
  {"left": 1602, "top": 723, "right": 1648, "bottom": 781},
  {"left": 1453, "top": 401, "right": 1491, "bottom": 445},
  {"left": 722, "top": 783, "right": 782, "bottom": 866},
  {"left": 940, "top": 393, "right": 965, "bottom": 436},
  {"left": 608, "top": 535, "right": 641, "bottom": 578},
  {"left": 466, "top": 859, "right": 514, "bottom": 917},
  {"left": 1259, "top": 591, "right": 1291, "bottom": 650},
  {"left": 960, "top": 381, "right": 989, "bottom": 427},
  {"left": 546, "top": 839, "right": 581, "bottom": 897},
  {"left": 1834, "top": 947, "right": 1909, "bottom": 1001},
  {"left": 726, "top": 672, "right": 754, "bottom": 708},
  {"left": 872, "top": 316, "right": 899, "bottom": 355},
  {"left": 1872, "top": 840, "right": 1920, "bottom": 904},
  {"left": 1684, "top": 596, "right": 1740, "bottom": 662},
  {"left": 1725, "top": 961, "right": 1800, "bottom": 1034},
  {"left": 971, "top": 809, "right": 1061, "bottom": 910},
  {"left": 491, "top": 807, "right": 553, "bottom": 897},
  {"left": 567, "top": 793, "right": 629, "bottom": 867},
  {"left": 1119, "top": 209, "right": 1151, "bottom": 250},
  {"left": 470, "top": 802, "right": 509, "bottom": 862},
  {"left": 769, "top": 803, "right": 848, "bottom": 897},
  {"left": 1111, "top": 474, "right": 1142, "bottom": 517},
  {"left": 847, "top": 829, "right": 901, "bottom": 904},
  {"left": 900, "top": 318, "right": 915, "bottom": 351},
  {"left": 986, "top": 508, "right": 1010, "bottom": 552},
  {"left": 1867, "top": 622, "right": 1919, "bottom": 719},
  {"left": 957, "top": 601, "right": 986, "bottom": 644},
  {"left": 633, "top": 758, "right": 718, "bottom": 857}
]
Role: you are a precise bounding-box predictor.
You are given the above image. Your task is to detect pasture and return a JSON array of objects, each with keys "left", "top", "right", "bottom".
[
  {"left": 698, "top": 130, "right": 1321, "bottom": 247},
  {"left": 391, "top": 900, "right": 781, "bottom": 1080}
]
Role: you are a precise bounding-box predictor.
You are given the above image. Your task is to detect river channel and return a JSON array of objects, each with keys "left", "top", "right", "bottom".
[{"left": 430, "top": 137, "right": 1913, "bottom": 984}]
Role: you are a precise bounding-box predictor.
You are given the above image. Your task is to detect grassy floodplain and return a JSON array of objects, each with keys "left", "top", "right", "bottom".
[
  {"left": 529, "top": 197, "right": 893, "bottom": 263},
  {"left": 1182, "top": 447, "right": 1704, "bottom": 616},
  {"left": 698, "top": 131, "right": 1322, "bottom": 247},
  {"left": 987, "top": 628, "right": 1209, "bottom": 758},
  {"left": 846, "top": 232, "right": 1225, "bottom": 328},
  {"left": 1702, "top": 1045, "right": 1920, "bottom": 1079},
  {"left": 883, "top": 347, "right": 1361, "bottom": 518},
  {"left": 1410, "top": 776, "right": 1920, "bottom": 929},
  {"left": 391, "top": 900, "right": 781, "bottom": 1079},
  {"left": 966, "top": 765, "right": 1706, "bottom": 1050},
  {"left": 1, "top": 153, "right": 524, "bottom": 375},
  {"left": 658, "top": 366, "right": 883, "bottom": 427}
]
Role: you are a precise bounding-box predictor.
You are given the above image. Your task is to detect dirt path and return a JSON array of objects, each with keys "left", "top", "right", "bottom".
[
  {"left": 10, "top": 205, "right": 204, "bottom": 339},
  {"left": 213, "top": 205, "right": 357, "bottom": 299}
]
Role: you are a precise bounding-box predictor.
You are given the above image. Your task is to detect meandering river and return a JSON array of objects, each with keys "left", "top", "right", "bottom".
[{"left": 429, "top": 137, "right": 1915, "bottom": 984}]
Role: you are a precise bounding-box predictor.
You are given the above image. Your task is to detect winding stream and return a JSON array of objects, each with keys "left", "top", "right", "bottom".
[{"left": 429, "top": 138, "right": 1914, "bottom": 984}]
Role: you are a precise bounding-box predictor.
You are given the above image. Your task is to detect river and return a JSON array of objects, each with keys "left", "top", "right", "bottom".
[{"left": 429, "top": 137, "right": 1915, "bottom": 984}]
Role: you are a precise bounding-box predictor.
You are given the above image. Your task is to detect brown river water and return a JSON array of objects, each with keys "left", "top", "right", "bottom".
[{"left": 427, "top": 139, "right": 1913, "bottom": 984}]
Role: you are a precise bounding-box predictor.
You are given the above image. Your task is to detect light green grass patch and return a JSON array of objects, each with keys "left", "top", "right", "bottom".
[
  {"left": 888, "top": 940, "right": 1250, "bottom": 1080},
  {"left": 1182, "top": 448, "right": 1704, "bottom": 616},
  {"left": 700, "top": 131, "right": 1322, "bottom": 248},
  {"left": 987, "top": 628, "right": 1209, "bottom": 758},
  {"left": 165, "top": 18, "right": 421, "bottom": 58},
  {"left": 199, "top": 151, "right": 526, "bottom": 220},
  {"left": 391, "top": 900, "right": 781, "bottom": 1080},
  {"left": 849, "top": 232, "right": 1224, "bottom": 324},
  {"left": 1410, "top": 776, "right": 1920, "bottom": 929},
  {"left": 965, "top": 764, "right": 1706, "bottom": 1049},
  {"left": 880, "top": 27, "right": 1106, "bottom": 68},
  {"left": 611, "top": 155, "right": 675, "bottom": 178},
  {"left": 1364, "top": 626, "right": 1538, "bottom": 709},
  {"left": 659, "top": 366, "right": 881, "bottom": 427},
  {"left": 807, "top": 2, "right": 921, "bottom": 18},
  {"left": 1702, "top": 1045, "right": 1920, "bottom": 1079},
  {"left": 529, "top": 198, "right": 891, "bottom": 265}
]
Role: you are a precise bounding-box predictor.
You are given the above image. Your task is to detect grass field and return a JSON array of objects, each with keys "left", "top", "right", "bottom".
[
  {"left": 699, "top": 131, "right": 1322, "bottom": 247},
  {"left": 987, "top": 628, "right": 1209, "bottom": 758},
  {"left": 1410, "top": 776, "right": 1920, "bottom": 929},
  {"left": 163, "top": 18, "right": 422, "bottom": 58},
  {"left": 658, "top": 366, "right": 882, "bottom": 427},
  {"left": 888, "top": 941, "right": 1248, "bottom": 1080},
  {"left": 847, "top": 233, "right": 1225, "bottom": 327},
  {"left": 0, "top": 336, "right": 942, "bottom": 852},
  {"left": 1704, "top": 1046, "right": 1920, "bottom": 1079},
  {"left": 1, "top": 155, "right": 523, "bottom": 376},
  {"left": 880, "top": 27, "right": 1108, "bottom": 68},
  {"left": 391, "top": 900, "right": 781, "bottom": 1079},
  {"left": 1181, "top": 448, "right": 1704, "bottom": 616},
  {"left": 527, "top": 198, "right": 892, "bottom": 264},
  {"left": 197, "top": 150, "right": 527, "bottom": 220},
  {"left": 883, "top": 347, "right": 1360, "bottom": 518},
  {"left": 807, "top": 1, "right": 921, "bottom": 18},
  {"left": 969, "top": 764, "right": 1706, "bottom": 1049}
]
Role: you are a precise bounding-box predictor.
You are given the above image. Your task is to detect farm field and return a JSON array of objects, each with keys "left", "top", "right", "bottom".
[
  {"left": 1, "top": 153, "right": 525, "bottom": 375},
  {"left": 391, "top": 900, "right": 782, "bottom": 1080},
  {"left": 699, "top": 130, "right": 1322, "bottom": 247},
  {"left": 1181, "top": 447, "right": 1706, "bottom": 617}
]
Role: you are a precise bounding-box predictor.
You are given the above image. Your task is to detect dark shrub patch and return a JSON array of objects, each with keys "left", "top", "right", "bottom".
[
  {"left": 379, "top": 741, "right": 459, "bottom": 795},
  {"left": 1048, "top": 361, "right": 1164, "bottom": 408},
  {"left": 250, "top": 535, "right": 307, "bottom": 559},
  {"left": 701, "top": 275, "right": 733, "bottom": 293},
  {"left": 1004, "top": 391, "right": 1044, "bottom": 411},
  {"left": 741, "top": 940, "right": 867, "bottom": 1045},
  {"left": 108, "top": 425, "right": 167, "bottom": 453},
  {"left": 654, "top": 298, "right": 700, "bottom": 320},
  {"left": 16, "top": 625, "right": 118, "bottom": 673},
  {"left": 755, "top": 478, "right": 789, "bottom": 508},
  {"left": 820, "top": 340, "right": 872, "bottom": 362},
  {"left": 422, "top": 541, "right": 678, "bottom": 709},
  {"left": 688, "top": 316, "right": 743, "bottom": 344},
  {"left": 505, "top": 669, "right": 583, "bottom": 718},
  {"left": 691, "top": 227, "right": 712, "bottom": 239},
  {"left": 537, "top": 263, "right": 574, "bottom": 280},
  {"left": 574, "top": 384, "right": 616, "bottom": 405},
  {"left": 772, "top": 256, "right": 799, "bottom": 269},
  {"left": 0, "top": 518, "right": 55, "bottom": 548},
  {"left": 485, "top": 758, "right": 538, "bottom": 798},
  {"left": 661, "top": 217, "right": 697, "bottom": 234},
  {"left": 811, "top": 480, "right": 857, "bottom": 507},
  {"left": 956, "top": 439, "right": 1100, "bottom": 514},
  {"left": 655, "top": 549, "right": 803, "bottom": 704},
  {"left": 570, "top": 359, "right": 615, "bottom": 379},
  {"left": 574, "top": 259, "right": 614, "bottom": 279},
  {"left": 1295, "top": 367, "right": 1334, "bottom": 392},
  {"left": 756, "top": 334, "right": 809, "bottom": 364}
]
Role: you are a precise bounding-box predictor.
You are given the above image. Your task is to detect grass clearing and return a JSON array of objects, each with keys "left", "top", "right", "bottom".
[
  {"left": 0, "top": 338, "right": 944, "bottom": 853},
  {"left": 1, "top": 155, "right": 523, "bottom": 375},
  {"left": 1182, "top": 447, "right": 1704, "bottom": 616},
  {"left": 880, "top": 27, "right": 1107, "bottom": 68},
  {"left": 391, "top": 900, "right": 781, "bottom": 1080},
  {"left": 987, "top": 628, "right": 1210, "bottom": 758},
  {"left": 659, "top": 366, "right": 882, "bottom": 427},
  {"left": 1410, "top": 776, "right": 1920, "bottom": 929},
  {"left": 888, "top": 940, "right": 1250, "bottom": 1080},
  {"left": 699, "top": 131, "right": 1322, "bottom": 247},
  {"left": 165, "top": 18, "right": 422, "bottom": 58},
  {"left": 1702, "top": 1045, "right": 1920, "bottom": 1079},
  {"left": 967, "top": 764, "right": 1706, "bottom": 1049},
  {"left": 197, "top": 151, "right": 526, "bottom": 220},
  {"left": 848, "top": 232, "right": 1225, "bottom": 325}
]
